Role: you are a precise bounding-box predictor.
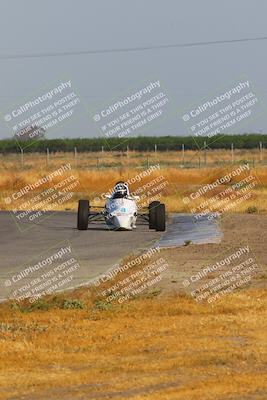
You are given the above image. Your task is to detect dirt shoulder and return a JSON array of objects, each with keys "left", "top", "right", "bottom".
[{"left": 158, "top": 213, "right": 267, "bottom": 296}]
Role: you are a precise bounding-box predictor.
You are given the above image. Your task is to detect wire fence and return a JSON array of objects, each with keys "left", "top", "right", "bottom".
[{"left": 1, "top": 143, "right": 266, "bottom": 170}]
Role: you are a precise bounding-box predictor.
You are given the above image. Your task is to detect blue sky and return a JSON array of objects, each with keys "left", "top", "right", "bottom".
[{"left": 0, "top": 0, "right": 266, "bottom": 139}]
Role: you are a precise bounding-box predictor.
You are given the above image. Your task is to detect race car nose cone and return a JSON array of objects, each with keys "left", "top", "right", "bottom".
[{"left": 112, "top": 215, "right": 132, "bottom": 230}]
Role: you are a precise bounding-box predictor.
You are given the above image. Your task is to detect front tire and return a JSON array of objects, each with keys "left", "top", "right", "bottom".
[
  {"left": 149, "top": 201, "right": 160, "bottom": 229},
  {"left": 155, "top": 203, "right": 166, "bottom": 231},
  {"left": 77, "top": 200, "right": 89, "bottom": 230}
]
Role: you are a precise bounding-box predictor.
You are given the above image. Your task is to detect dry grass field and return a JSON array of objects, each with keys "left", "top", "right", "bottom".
[
  {"left": 0, "top": 150, "right": 266, "bottom": 214},
  {"left": 0, "top": 286, "right": 266, "bottom": 399}
]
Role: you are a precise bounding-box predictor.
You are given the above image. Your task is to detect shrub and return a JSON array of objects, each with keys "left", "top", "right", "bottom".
[
  {"left": 62, "top": 299, "right": 85, "bottom": 310},
  {"left": 246, "top": 206, "right": 258, "bottom": 214}
]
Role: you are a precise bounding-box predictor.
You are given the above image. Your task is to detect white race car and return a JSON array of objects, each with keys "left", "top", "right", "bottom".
[{"left": 77, "top": 181, "right": 166, "bottom": 231}]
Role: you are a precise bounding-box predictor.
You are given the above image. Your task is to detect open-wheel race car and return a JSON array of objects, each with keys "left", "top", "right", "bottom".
[{"left": 77, "top": 182, "right": 166, "bottom": 232}]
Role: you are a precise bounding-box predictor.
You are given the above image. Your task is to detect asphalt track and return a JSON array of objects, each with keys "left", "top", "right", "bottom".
[
  {"left": 0, "top": 211, "right": 222, "bottom": 300},
  {"left": 0, "top": 211, "right": 161, "bottom": 300}
]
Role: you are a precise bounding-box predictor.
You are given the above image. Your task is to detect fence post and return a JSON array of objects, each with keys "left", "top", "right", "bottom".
[
  {"left": 204, "top": 140, "right": 207, "bottom": 166},
  {"left": 101, "top": 146, "right": 104, "bottom": 154},
  {"left": 74, "top": 147, "right": 77, "bottom": 168},
  {"left": 231, "top": 143, "right": 234, "bottom": 164},
  {"left": 46, "top": 148, "right": 50, "bottom": 166},
  {"left": 154, "top": 144, "right": 157, "bottom": 155},
  {"left": 182, "top": 144, "right": 185, "bottom": 166},
  {"left": 259, "top": 142, "right": 263, "bottom": 163},
  {"left": 20, "top": 148, "right": 24, "bottom": 168}
]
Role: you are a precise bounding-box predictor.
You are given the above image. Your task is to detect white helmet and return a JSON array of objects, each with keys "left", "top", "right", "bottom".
[{"left": 113, "top": 182, "right": 129, "bottom": 198}]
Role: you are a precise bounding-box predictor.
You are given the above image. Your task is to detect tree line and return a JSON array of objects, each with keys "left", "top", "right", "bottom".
[{"left": 0, "top": 134, "right": 266, "bottom": 153}]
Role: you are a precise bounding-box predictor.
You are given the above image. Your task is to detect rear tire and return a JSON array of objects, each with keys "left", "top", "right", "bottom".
[
  {"left": 149, "top": 201, "right": 160, "bottom": 229},
  {"left": 155, "top": 203, "right": 166, "bottom": 231},
  {"left": 77, "top": 200, "right": 89, "bottom": 230}
]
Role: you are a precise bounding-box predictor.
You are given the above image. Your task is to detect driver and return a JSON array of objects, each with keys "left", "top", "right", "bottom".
[{"left": 113, "top": 182, "right": 129, "bottom": 199}]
